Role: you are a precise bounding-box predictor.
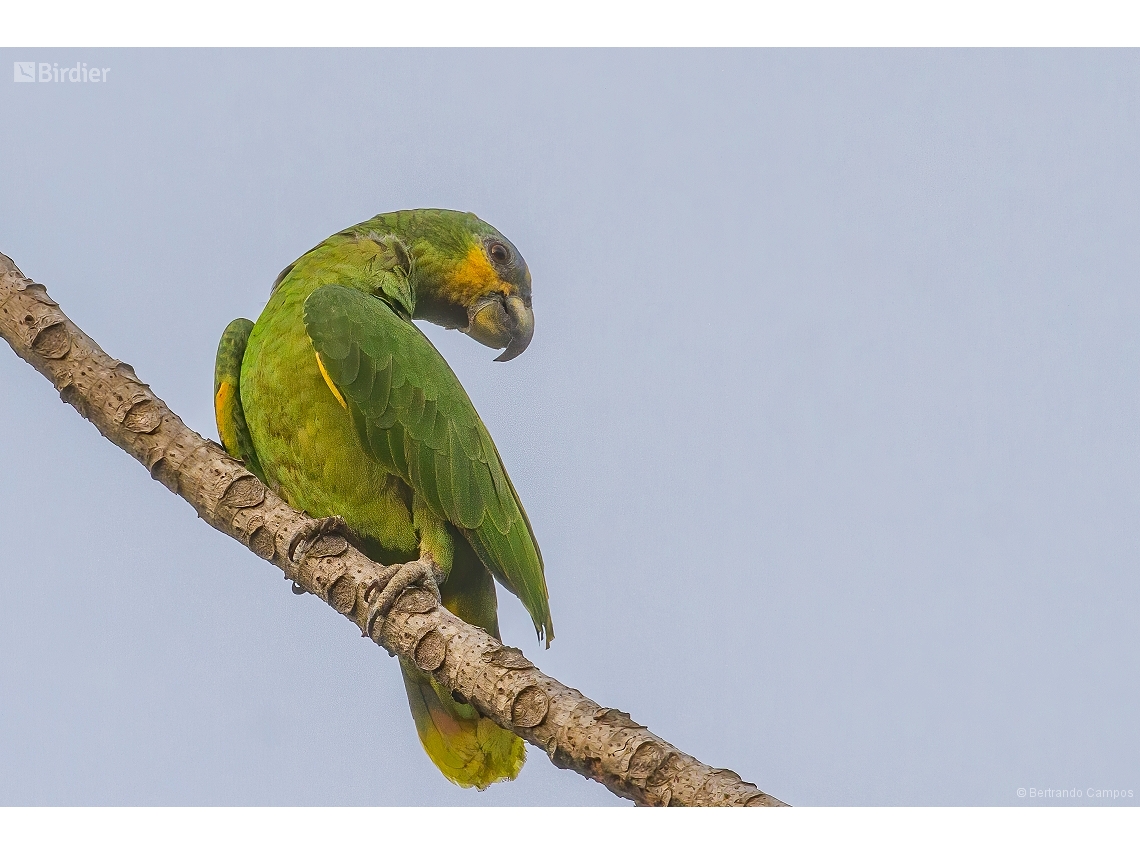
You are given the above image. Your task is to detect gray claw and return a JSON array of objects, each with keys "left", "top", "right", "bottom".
[
  {"left": 288, "top": 515, "right": 350, "bottom": 563},
  {"left": 363, "top": 559, "right": 441, "bottom": 639}
]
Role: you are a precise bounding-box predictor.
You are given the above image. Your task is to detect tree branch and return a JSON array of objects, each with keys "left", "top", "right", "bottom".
[{"left": 0, "top": 252, "right": 787, "bottom": 807}]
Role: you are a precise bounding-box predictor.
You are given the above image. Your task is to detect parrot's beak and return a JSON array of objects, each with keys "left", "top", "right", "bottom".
[{"left": 466, "top": 294, "right": 534, "bottom": 362}]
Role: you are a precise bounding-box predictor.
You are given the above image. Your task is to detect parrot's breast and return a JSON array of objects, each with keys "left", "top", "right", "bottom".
[{"left": 239, "top": 283, "right": 418, "bottom": 562}]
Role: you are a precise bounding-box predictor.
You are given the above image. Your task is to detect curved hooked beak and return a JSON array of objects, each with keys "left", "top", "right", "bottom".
[{"left": 465, "top": 294, "right": 535, "bottom": 362}]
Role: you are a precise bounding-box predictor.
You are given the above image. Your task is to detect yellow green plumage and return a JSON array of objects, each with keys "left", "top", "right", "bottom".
[{"left": 213, "top": 209, "right": 548, "bottom": 789}]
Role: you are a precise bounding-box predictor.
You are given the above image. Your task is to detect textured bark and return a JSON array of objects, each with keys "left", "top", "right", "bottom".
[{"left": 0, "top": 252, "right": 787, "bottom": 807}]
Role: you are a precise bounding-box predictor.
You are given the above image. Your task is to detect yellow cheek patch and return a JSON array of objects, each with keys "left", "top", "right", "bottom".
[
  {"left": 450, "top": 244, "right": 502, "bottom": 304},
  {"left": 314, "top": 352, "right": 348, "bottom": 409}
]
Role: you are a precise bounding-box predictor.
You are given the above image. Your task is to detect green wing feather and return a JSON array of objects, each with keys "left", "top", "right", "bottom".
[
  {"left": 303, "top": 284, "right": 553, "bottom": 642},
  {"left": 214, "top": 318, "right": 266, "bottom": 484}
]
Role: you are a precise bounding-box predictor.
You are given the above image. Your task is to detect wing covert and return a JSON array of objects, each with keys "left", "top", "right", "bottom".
[
  {"left": 303, "top": 284, "right": 552, "bottom": 642},
  {"left": 214, "top": 317, "right": 266, "bottom": 484}
]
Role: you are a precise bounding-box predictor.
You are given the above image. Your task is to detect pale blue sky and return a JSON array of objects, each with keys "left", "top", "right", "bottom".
[{"left": 1, "top": 49, "right": 1137, "bottom": 805}]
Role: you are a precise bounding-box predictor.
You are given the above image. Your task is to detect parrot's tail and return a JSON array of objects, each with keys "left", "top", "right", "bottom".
[{"left": 400, "top": 659, "right": 525, "bottom": 789}]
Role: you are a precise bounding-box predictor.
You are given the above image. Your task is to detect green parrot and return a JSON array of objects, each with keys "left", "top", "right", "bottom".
[{"left": 212, "top": 209, "right": 552, "bottom": 789}]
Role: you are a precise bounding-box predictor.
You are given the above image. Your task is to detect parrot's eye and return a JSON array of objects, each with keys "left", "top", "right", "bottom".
[{"left": 488, "top": 242, "right": 510, "bottom": 265}]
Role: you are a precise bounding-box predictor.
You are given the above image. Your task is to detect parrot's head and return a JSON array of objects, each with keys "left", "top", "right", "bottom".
[{"left": 405, "top": 210, "right": 534, "bottom": 362}]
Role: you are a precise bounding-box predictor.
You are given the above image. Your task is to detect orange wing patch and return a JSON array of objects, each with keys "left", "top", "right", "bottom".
[{"left": 214, "top": 380, "right": 240, "bottom": 455}]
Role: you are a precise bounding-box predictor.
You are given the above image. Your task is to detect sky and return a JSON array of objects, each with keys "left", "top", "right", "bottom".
[{"left": 0, "top": 49, "right": 1137, "bottom": 807}]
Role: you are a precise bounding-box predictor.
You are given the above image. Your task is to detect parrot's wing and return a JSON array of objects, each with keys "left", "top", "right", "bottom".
[
  {"left": 303, "top": 284, "right": 553, "bottom": 643},
  {"left": 214, "top": 318, "right": 266, "bottom": 484}
]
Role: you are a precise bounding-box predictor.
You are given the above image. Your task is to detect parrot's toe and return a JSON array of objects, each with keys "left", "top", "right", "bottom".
[
  {"left": 287, "top": 514, "right": 351, "bottom": 565},
  {"left": 363, "top": 558, "right": 442, "bottom": 639}
]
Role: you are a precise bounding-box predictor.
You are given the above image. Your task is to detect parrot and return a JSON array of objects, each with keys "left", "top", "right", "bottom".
[{"left": 212, "top": 209, "right": 552, "bottom": 789}]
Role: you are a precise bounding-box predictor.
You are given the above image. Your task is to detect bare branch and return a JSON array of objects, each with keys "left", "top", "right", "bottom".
[{"left": 0, "top": 252, "right": 787, "bottom": 807}]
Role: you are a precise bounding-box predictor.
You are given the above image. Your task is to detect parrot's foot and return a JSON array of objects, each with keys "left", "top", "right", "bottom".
[
  {"left": 363, "top": 558, "right": 443, "bottom": 638},
  {"left": 288, "top": 514, "right": 352, "bottom": 568}
]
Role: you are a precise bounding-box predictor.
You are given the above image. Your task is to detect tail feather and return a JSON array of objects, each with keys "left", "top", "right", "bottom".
[{"left": 401, "top": 661, "right": 525, "bottom": 789}]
